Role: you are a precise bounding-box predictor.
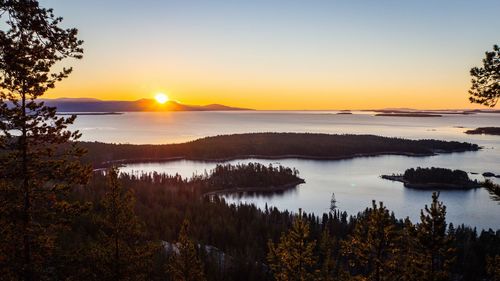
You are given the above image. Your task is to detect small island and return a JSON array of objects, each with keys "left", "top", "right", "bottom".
[
  {"left": 465, "top": 127, "right": 500, "bottom": 136},
  {"left": 198, "top": 162, "right": 304, "bottom": 195},
  {"left": 381, "top": 167, "right": 481, "bottom": 189}
]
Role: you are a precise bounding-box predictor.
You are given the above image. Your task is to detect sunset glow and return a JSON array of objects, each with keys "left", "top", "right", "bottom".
[
  {"left": 42, "top": 0, "right": 500, "bottom": 110},
  {"left": 155, "top": 93, "right": 169, "bottom": 104}
]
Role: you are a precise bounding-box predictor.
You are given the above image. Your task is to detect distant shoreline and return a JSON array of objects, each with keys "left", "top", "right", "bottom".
[{"left": 375, "top": 113, "right": 442, "bottom": 117}]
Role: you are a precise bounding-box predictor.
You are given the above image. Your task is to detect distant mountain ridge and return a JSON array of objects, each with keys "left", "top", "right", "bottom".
[{"left": 42, "top": 98, "right": 251, "bottom": 112}]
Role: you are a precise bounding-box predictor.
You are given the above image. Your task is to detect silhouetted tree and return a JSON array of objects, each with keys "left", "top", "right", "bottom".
[
  {"left": 267, "top": 209, "right": 318, "bottom": 281},
  {"left": 329, "top": 193, "right": 337, "bottom": 214},
  {"left": 469, "top": 44, "right": 500, "bottom": 107},
  {"left": 0, "top": 1, "right": 89, "bottom": 280},
  {"left": 341, "top": 201, "right": 399, "bottom": 281},
  {"left": 417, "top": 192, "right": 455, "bottom": 281},
  {"left": 167, "top": 219, "right": 206, "bottom": 281}
]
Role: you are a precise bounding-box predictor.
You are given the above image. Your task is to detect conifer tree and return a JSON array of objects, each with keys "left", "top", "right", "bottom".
[
  {"left": 486, "top": 255, "right": 500, "bottom": 281},
  {"left": 329, "top": 193, "right": 337, "bottom": 214},
  {"left": 416, "top": 192, "right": 455, "bottom": 281},
  {"left": 395, "top": 218, "right": 422, "bottom": 281},
  {"left": 469, "top": 44, "right": 500, "bottom": 107},
  {"left": 90, "top": 167, "right": 156, "bottom": 281},
  {"left": 341, "top": 201, "right": 399, "bottom": 281},
  {"left": 318, "top": 228, "right": 336, "bottom": 281},
  {"left": 0, "top": 1, "right": 89, "bottom": 280},
  {"left": 167, "top": 219, "right": 207, "bottom": 281},
  {"left": 267, "top": 209, "right": 318, "bottom": 281}
]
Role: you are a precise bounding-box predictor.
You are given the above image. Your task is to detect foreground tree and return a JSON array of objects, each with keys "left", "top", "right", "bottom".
[
  {"left": 167, "top": 219, "right": 207, "bottom": 281},
  {"left": 394, "top": 218, "right": 422, "bottom": 281},
  {"left": 318, "top": 229, "right": 336, "bottom": 281},
  {"left": 268, "top": 209, "right": 318, "bottom": 281},
  {"left": 486, "top": 255, "right": 500, "bottom": 281},
  {"left": 469, "top": 44, "right": 500, "bottom": 107},
  {"left": 341, "top": 201, "right": 399, "bottom": 281},
  {"left": 416, "top": 192, "right": 455, "bottom": 281},
  {"left": 89, "top": 167, "right": 157, "bottom": 281},
  {"left": 0, "top": 1, "right": 89, "bottom": 280}
]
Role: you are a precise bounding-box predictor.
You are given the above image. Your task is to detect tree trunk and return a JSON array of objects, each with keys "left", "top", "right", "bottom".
[{"left": 21, "top": 91, "right": 33, "bottom": 281}]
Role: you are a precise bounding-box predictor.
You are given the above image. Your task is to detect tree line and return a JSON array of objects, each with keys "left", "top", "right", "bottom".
[{"left": 59, "top": 171, "right": 500, "bottom": 280}]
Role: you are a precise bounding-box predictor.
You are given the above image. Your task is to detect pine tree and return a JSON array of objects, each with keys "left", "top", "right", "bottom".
[
  {"left": 90, "top": 167, "right": 157, "bottom": 281},
  {"left": 0, "top": 1, "right": 89, "bottom": 280},
  {"left": 469, "top": 44, "right": 500, "bottom": 107},
  {"left": 267, "top": 209, "right": 318, "bottom": 281},
  {"left": 167, "top": 219, "right": 206, "bottom": 281},
  {"left": 486, "top": 255, "right": 500, "bottom": 281},
  {"left": 318, "top": 228, "right": 336, "bottom": 281},
  {"left": 329, "top": 193, "right": 337, "bottom": 214},
  {"left": 416, "top": 192, "right": 455, "bottom": 281},
  {"left": 341, "top": 201, "right": 399, "bottom": 281},
  {"left": 394, "top": 218, "right": 422, "bottom": 281}
]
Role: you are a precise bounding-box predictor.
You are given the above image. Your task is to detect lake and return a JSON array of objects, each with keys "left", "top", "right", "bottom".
[{"left": 71, "top": 111, "right": 500, "bottom": 229}]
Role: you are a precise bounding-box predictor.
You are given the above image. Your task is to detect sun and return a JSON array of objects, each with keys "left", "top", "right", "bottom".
[{"left": 154, "top": 93, "right": 169, "bottom": 104}]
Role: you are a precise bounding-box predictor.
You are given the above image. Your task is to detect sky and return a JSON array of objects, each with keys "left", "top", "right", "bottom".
[{"left": 41, "top": 0, "right": 500, "bottom": 110}]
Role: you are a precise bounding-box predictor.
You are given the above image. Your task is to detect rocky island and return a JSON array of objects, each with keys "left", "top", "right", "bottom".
[{"left": 381, "top": 167, "right": 481, "bottom": 189}]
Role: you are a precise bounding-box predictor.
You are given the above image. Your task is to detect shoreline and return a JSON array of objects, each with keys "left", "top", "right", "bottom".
[
  {"left": 375, "top": 113, "right": 442, "bottom": 117},
  {"left": 94, "top": 149, "right": 480, "bottom": 169},
  {"left": 95, "top": 151, "right": 441, "bottom": 169},
  {"left": 203, "top": 180, "right": 306, "bottom": 197}
]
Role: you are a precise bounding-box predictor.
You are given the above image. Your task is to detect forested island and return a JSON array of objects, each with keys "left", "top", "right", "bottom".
[
  {"left": 80, "top": 133, "right": 480, "bottom": 167},
  {"left": 381, "top": 167, "right": 481, "bottom": 189},
  {"left": 203, "top": 162, "right": 304, "bottom": 195},
  {"left": 465, "top": 127, "right": 500, "bottom": 135}
]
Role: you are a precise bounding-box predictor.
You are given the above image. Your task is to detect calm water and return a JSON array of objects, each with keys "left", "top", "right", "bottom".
[{"left": 72, "top": 111, "right": 500, "bottom": 229}]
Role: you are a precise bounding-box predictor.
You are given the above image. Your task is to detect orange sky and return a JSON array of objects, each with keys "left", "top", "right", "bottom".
[{"left": 43, "top": 0, "right": 498, "bottom": 110}]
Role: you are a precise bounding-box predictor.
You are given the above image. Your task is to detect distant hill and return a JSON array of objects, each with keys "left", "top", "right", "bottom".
[{"left": 41, "top": 98, "right": 251, "bottom": 112}]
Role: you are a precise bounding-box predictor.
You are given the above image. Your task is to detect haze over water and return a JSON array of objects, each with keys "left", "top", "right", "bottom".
[{"left": 73, "top": 111, "right": 500, "bottom": 229}]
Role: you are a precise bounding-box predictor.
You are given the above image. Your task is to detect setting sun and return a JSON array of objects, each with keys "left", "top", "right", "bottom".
[{"left": 155, "top": 93, "right": 169, "bottom": 104}]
